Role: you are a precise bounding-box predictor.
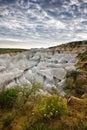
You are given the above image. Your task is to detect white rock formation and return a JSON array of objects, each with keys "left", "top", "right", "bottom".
[{"left": 0, "top": 48, "right": 78, "bottom": 96}]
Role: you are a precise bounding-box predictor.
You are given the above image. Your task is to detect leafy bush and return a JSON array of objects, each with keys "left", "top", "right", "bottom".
[
  {"left": 0, "top": 87, "right": 20, "bottom": 109},
  {"left": 32, "top": 94, "right": 67, "bottom": 120}
]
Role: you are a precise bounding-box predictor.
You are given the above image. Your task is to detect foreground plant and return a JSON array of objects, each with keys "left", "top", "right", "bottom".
[
  {"left": 32, "top": 94, "right": 68, "bottom": 120},
  {"left": 0, "top": 87, "right": 20, "bottom": 109}
]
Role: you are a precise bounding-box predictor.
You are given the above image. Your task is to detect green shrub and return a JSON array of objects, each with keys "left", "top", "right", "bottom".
[
  {"left": 0, "top": 87, "right": 20, "bottom": 109},
  {"left": 32, "top": 94, "right": 67, "bottom": 120}
]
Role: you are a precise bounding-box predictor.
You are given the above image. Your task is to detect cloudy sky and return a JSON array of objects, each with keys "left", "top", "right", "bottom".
[{"left": 0, "top": 0, "right": 87, "bottom": 49}]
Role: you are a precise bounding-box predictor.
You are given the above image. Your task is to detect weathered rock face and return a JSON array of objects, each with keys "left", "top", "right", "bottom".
[{"left": 0, "top": 48, "right": 78, "bottom": 96}]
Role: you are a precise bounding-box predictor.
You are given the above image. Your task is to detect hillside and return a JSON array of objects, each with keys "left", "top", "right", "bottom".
[
  {"left": 49, "top": 41, "right": 87, "bottom": 53},
  {"left": 0, "top": 41, "right": 87, "bottom": 130}
]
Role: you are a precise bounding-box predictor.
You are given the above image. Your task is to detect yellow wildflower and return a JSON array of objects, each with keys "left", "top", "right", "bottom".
[
  {"left": 44, "top": 114, "right": 46, "bottom": 117},
  {"left": 50, "top": 112, "right": 53, "bottom": 116},
  {"left": 32, "top": 112, "right": 34, "bottom": 115}
]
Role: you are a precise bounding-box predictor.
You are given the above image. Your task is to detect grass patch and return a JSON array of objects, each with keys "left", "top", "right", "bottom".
[
  {"left": 2, "top": 112, "right": 15, "bottom": 128},
  {"left": 0, "top": 48, "right": 28, "bottom": 54}
]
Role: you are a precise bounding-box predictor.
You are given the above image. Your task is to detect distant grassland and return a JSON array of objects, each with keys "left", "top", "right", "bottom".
[{"left": 0, "top": 48, "right": 28, "bottom": 55}]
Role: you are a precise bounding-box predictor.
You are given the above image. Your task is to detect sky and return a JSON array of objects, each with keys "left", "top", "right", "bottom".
[{"left": 0, "top": 0, "right": 87, "bottom": 49}]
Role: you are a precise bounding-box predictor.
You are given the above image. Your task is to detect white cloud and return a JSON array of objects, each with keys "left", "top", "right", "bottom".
[
  {"left": 0, "top": 37, "right": 23, "bottom": 42},
  {"left": 0, "top": 1, "right": 87, "bottom": 49},
  {"left": 77, "top": 33, "right": 87, "bottom": 39},
  {"left": 46, "top": 19, "right": 66, "bottom": 29}
]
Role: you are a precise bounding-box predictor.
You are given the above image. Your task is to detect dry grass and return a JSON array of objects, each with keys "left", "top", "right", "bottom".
[{"left": 0, "top": 93, "right": 87, "bottom": 130}]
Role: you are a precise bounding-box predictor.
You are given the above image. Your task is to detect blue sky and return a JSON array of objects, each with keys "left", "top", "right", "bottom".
[{"left": 0, "top": 0, "right": 87, "bottom": 48}]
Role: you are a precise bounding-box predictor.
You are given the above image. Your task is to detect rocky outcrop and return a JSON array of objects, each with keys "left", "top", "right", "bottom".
[{"left": 0, "top": 47, "right": 78, "bottom": 96}]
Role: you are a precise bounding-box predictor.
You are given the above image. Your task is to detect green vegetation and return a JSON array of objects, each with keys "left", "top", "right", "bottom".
[
  {"left": 0, "top": 80, "right": 87, "bottom": 130},
  {"left": 32, "top": 94, "right": 67, "bottom": 120},
  {"left": 65, "top": 70, "right": 87, "bottom": 97},
  {"left": 0, "top": 48, "right": 28, "bottom": 55},
  {"left": 0, "top": 87, "right": 20, "bottom": 109}
]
